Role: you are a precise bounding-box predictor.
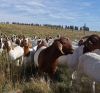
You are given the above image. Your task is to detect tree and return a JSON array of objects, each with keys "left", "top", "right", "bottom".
[{"left": 75, "top": 26, "right": 78, "bottom": 30}]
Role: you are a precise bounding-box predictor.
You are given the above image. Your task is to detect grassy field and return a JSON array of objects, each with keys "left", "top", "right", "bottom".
[
  {"left": 0, "top": 24, "right": 100, "bottom": 40},
  {"left": 0, "top": 24, "right": 100, "bottom": 93}
]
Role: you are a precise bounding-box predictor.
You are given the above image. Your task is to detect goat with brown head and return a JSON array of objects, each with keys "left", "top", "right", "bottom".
[
  {"left": 83, "top": 34, "right": 100, "bottom": 53},
  {"left": 37, "top": 37, "right": 73, "bottom": 80},
  {"left": 3, "top": 40, "right": 11, "bottom": 52},
  {"left": 59, "top": 37, "right": 73, "bottom": 54},
  {"left": 23, "top": 39, "right": 30, "bottom": 56}
]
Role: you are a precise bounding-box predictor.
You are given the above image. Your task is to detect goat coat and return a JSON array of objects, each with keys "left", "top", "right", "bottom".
[
  {"left": 9, "top": 46, "right": 24, "bottom": 60},
  {"left": 34, "top": 46, "right": 47, "bottom": 66},
  {"left": 57, "top": 45, "right": 84, "bottom": 70},
  {"left": 78, "top": 52, "right": 100, "bottom": 83}
]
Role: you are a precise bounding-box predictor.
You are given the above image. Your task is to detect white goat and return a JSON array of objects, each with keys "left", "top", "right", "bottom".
[
  {"left": 77, "top": 51, "right": 100, "bottom": 93},
  {"left": 9, "top": 46, "right": 24, "bottom": 60},
  {"left": 78, "top": 52, "right": 100, "bottom": 83},
  {"left": 57, "top": 45, "right": 84, "bottom": 70}
]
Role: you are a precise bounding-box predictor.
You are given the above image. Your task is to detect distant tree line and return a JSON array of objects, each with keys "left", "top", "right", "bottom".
[{"left": 0, "top": 21, "right": 89, "bottom": 31}]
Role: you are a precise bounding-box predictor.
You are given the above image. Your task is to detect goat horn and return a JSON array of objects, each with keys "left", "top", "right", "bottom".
[{"left": 58, "top": 43, "right": 64, "bottom": 54}]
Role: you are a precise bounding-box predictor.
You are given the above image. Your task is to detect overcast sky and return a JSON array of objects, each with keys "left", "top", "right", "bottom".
[{"left": 0, "top": 0, "right": 100, "bottom": 31}]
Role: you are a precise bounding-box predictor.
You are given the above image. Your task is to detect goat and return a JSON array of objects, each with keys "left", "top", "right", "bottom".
[{"left": 34, "top": 37, "right": 73, "bottom": 80}]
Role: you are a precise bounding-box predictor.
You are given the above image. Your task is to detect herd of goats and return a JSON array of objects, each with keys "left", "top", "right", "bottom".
[{"left": 0, "top": 33, "right": 100, "bottom": 92}]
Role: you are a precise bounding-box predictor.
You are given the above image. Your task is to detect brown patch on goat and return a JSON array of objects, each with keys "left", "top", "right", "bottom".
[
  {"left": 23, "top": 40, "right": 30, "bottom": 57},
  {"left": 37, "top": 37, "right": 73, "bottom": 80},
  {"left": 83, "top": 34, "right": 100, "bottom": 53}
]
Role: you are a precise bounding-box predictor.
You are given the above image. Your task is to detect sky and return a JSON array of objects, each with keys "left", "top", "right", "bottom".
[{"left": 0, "top": 0, "right": 100, "bottom": 31}]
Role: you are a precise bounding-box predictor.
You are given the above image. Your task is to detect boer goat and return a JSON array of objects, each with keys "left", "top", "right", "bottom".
[
  {"left": 3, "top": 40, "right": 24, "bottom": 65},
  {"left": 83, "top": 34, "right": 100, "bottom": 53},
  {"left": 77, "top": 51, "right": 100, "bottom": 93},
  {"left": 21, "top": 39, "right": 36, "bottom": 81},
  {"left": 57, "top": 34, "right": 100, "bottom": 87},
  {"left": 23, "top": 40, "right": 35, "bottom": 65},
  {"left": 34, "top": 37, "right": 73, "bottom": 80},
  {"left": 78, "top": 51, "right": 100, "bottom": 83},
  {"left": 58, "top": 34, "right": 100, "bottom": 70}
]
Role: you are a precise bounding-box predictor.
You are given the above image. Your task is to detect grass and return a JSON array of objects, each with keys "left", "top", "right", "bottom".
[
  {"left": 0, "top": 24, "right": 100, "bottom": 40},
  {"left": 0, "top": 51, "right": 100, "bottom": 93}
]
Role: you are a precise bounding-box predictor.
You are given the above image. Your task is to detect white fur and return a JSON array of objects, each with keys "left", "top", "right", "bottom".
[
  {"left": 92, "top": 49, "right": 100, "bottom": 55},
  {"left": 78, "top": 52, "right": 100, "bottom": 83},
  {"left": 72, "top": 41, "right": 78, "bottom": 50},
  {"left": 8, "top": 40, "right": 12, "bottom": 47},
  {"left": 72, "top": 45, "right": 79, "bottom": 50},
  {"left": 29, "top": 48, "right": 34, "bottom": 52},
  {"left": 33, "top": 45, "right": 38, "bottom": 51},
  {"left": 47, "top": 39, "right": 54, "bottom": 46},
  {"left": 34, "top": 46, "right": 47, "bottom": 66},
  {"left": 77, "top": 52, "right": 100, "bottom": 93},
  {"left": 9, "top": 46, "right": 24, "bottom": 60},
  {"left": 0, "top": 43, "right": 4, "bottom": 53},
  {"left": 57, "top": 45, "right": 84, "bottom": 70}
]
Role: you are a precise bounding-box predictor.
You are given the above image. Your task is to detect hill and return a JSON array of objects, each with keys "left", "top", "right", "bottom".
[{"left": 0, "top": 24, "right": 100, "bottom": 40}]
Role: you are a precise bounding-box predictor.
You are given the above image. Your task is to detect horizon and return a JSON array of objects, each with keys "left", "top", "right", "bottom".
[
  {"left": 0, "top": 0, "right": 100, "bottom": 32},
  {"left": 0, "top": 21, "right": 91, "bottom": 31}
]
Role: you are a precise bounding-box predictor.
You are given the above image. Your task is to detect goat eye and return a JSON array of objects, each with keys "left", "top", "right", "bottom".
[
  {"left": 66, "top": 38, "right": 69, "bottom": 40},
  {"left": 92, "top": 39, "right": 97, "bottom": 43},
  {"left": 61, "top": 42, "right": 66, "bottom": 45}
]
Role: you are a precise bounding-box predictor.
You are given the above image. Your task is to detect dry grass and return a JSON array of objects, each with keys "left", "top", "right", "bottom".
[{"left": 0, "top": 24, "right": 100, "bottom": 40}]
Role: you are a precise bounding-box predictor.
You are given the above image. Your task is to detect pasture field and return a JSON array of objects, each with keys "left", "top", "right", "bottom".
[
  {"left": 0, "top": 24, "right": 100, "bottom": 93},
  {"left": 0, "top": 24, "right": 100, "bottom": 39}
]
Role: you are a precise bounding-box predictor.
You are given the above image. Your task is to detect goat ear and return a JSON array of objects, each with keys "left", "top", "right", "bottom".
[{"left": 57, "top": 42, "right": 64, "bottom": 54}]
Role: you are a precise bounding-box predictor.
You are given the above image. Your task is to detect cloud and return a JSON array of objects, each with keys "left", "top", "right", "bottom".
[
  {"left": 49, "top": 14, "right": 75, "bottom": 20},
  {"left": 81, "top": 1, "right": 92, "bottom": 7},
  {"left": 25, "top": 1, "right": 46, "bottom": 8}
]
